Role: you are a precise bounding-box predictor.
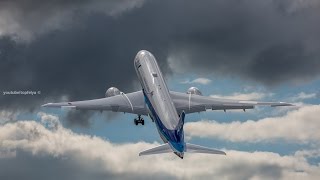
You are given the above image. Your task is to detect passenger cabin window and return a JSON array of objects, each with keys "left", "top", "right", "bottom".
[{"left": 152, "top": 72, "right": 158, "bottom": 77}]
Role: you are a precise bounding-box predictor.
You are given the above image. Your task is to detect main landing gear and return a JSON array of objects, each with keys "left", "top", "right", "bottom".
[{"left": 134, "top": 115, "right": 144, "bottom": 125}]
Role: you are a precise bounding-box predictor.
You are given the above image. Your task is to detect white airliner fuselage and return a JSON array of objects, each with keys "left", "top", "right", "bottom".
[{"left": 134, "top": 50, "right": 185, "bottom": 158}]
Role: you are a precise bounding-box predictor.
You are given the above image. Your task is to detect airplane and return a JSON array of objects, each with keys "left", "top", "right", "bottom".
[{"left": 42, "top": 50, "right": 293, "bottom": 159}]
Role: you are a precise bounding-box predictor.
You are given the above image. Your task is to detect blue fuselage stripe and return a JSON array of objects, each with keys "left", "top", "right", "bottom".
[{"left": 143, "top": 90, "right": 184, "bottom": 152}]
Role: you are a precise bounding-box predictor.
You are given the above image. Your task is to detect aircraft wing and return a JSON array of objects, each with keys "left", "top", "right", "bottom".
[
  {"left": 42, "top": 91, "right": 149, "bottom": 115},
  {"left": 170, "top": 91, "right": 293, "bottom": 114}
]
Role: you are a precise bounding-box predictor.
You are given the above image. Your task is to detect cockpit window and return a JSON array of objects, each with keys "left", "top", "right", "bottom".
[{"left": 135, "top": 59, "right": 141, "bottom": 68}]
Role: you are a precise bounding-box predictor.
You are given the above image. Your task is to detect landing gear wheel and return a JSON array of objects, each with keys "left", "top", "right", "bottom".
[{"left": 134, "top": 115, "right": 144, "bottom": 126}]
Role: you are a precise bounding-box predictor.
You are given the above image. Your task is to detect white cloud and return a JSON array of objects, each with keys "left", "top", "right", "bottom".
[
  {"left": 167, "top": 52, "right": 191, "bottom": 74},
  {"left": 291, "top": 92, "right": 317, "bottom": 101},
  {"left": 0, "top": 112, "right": 320, "bottom": 179},
  {"left": 0, "top": 110, "right": 18, "bottom": 124},
  {"left": 185, "top": 105, "right": 320, "bottom": 143},
  {"left": 210, "top": 92, "right": 269, "bottom": 100},
  {"left": 181, "top": 78, "right": 212, "bottom": 85},
  {"left": 295, "top": 149, "right": 320, "bottom": 159}
]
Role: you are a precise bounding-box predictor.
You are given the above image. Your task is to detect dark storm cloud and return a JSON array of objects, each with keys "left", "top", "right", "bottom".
[
  {"left": 1, "top": 0, "right": 320, "bottom": 122},
  {"left": 0, "top": 0, "right": 144, "bottom": 39},
  {"left": 0, "top": 0, "right": 172, "bottom": 109},
  {"left": 249, "top": 43, "right": 320, "bottom": 85},
  {"left": 64, "top": 110, "right": 94, "bottom": 128},
  {"left": 164, "top": 0, "right": 320, "bottom": 86},
  {"left": 0, "top": 0, "right": 169, "bottom": 125}
]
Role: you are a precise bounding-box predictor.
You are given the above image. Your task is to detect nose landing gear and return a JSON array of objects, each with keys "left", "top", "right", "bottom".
[{"left": 134, "top": 115, "right": 144, "bottom": 125}]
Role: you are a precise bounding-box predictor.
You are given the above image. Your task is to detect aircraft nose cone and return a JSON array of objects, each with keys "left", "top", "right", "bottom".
[
  {"left": 137, "top": 50, "right": 149, "bottom": 56},
  {"left": 134, "top": 50, "right": 152, "bottom": 65},
  {"left": 136, "top": 50, "right": 150, "bottom": 59}
]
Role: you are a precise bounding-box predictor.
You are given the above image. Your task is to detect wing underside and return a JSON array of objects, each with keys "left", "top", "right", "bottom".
[
  {"left": 42, "top": 90, "right": 293, "bottom": 115},
  {"left": 170, "top": 91, "right": 293, "bottom": 114},
  {"left": 139, "top": 144, "right": 172, "bottom": 156},
  {"left": 185, "top": 143, "right": 226, "bottom": 155},
  {"left": 42, "top": 91, "right": 149, "bottom": 115}
]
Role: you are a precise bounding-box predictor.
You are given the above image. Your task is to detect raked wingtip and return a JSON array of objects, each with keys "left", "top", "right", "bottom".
[{"left": 41, "top": 103, "right": 52, "bottom": 107}]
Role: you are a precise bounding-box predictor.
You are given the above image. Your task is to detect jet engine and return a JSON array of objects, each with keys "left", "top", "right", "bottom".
[
  {"left": 105, "top": 87, "right": 121, "bottom": 97},
  {"left": 187, "top": 87, "right": 202, "bottom": 96}
]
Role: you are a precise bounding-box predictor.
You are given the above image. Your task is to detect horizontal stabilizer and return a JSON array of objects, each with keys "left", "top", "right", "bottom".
[
  {"left": 185, "top": 143, "right": 226, "bottom": 155},
  {"left": 139, "top": 143, "right": 172, "bottom": 156}
]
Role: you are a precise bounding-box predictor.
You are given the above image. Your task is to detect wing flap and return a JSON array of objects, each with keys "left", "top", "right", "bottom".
[{"left": 211, "top": 105, "right": 254, "bottom": 110}]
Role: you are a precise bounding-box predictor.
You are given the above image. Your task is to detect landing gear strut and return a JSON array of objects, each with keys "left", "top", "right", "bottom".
[{"left": 134, "top": 115, "right": 144, "bottom": 125}]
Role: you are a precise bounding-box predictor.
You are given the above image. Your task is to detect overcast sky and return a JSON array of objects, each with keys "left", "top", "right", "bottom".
[{"left": 1, "top": 0, "right": 320, "bottom": 179}]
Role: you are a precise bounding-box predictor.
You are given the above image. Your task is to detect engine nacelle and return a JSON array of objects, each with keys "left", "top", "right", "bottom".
[
  {"left": 187, "top": 87, "right": 202, "bottom": 96},
  {"left": 105, "top": 87, "right": 121, "bottom": 97}
]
